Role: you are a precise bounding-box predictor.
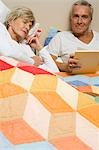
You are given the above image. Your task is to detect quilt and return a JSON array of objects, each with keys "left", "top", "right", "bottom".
[{"left": 0, "top": 56, "right": 99, "bottom": 150}]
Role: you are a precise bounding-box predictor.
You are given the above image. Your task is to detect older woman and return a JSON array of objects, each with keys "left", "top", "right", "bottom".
[{"left": 0, "top": 7, "right": 59, "bottom": 72}]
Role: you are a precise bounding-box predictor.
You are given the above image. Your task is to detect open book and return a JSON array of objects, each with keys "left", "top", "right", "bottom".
[{"left": 72, "top": 50, "right": 99, "bottom": 74}]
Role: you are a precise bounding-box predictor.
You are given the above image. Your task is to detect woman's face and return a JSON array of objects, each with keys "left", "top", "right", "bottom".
[{"left": 9, "top": 17, "right": 33, "bottom": 41}]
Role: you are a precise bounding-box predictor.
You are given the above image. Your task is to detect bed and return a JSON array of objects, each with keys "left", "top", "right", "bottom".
[{"left": 0, "top": 56, "right": 99, "bottom": 150}]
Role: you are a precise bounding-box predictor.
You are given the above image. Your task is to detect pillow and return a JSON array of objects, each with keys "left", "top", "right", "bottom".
[
  {"left": 44, "top": 27, "right": 61, "bottom": 46},
  {"left": 0, "top": 0, "right": 10, "bottom": 23}
]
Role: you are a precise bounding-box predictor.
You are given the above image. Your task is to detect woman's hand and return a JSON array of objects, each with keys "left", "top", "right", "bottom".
[
  {"left": 32, "top": 55, "right": 44, "bottom": 66},
  {"left": 26, "top": 29, "right": 43, "bottom": 51}
]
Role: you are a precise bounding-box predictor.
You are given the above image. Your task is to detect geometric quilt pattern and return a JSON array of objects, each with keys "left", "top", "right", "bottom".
[{"left": 0, "top": 56, "right": 99, "bottom": 150}]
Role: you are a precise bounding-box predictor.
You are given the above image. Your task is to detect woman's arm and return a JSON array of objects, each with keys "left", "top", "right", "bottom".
[{"left": 26, "top": 34, "right": 59, "bottom": 72}]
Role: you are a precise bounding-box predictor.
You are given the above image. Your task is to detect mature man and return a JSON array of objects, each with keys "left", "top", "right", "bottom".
[{"left": 48, "top": 0, "right": 99, "bottom": 72}]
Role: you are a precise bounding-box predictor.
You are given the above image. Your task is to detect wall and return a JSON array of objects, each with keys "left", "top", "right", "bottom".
[{"left": 2, "top": 0, "right": 99, "bottom": 43}]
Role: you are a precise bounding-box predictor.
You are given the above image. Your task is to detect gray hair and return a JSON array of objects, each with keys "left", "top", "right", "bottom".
[
  {"left": 72, "top": 0, "right": 93, "bottom": 19},
  {"left": 4, "top": 7, "right": 35, "bottom": 29}
]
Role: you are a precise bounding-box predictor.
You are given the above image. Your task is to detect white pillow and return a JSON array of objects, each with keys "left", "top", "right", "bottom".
[{"left": 0, "top": 0, "right": 10, "bottom": 23}]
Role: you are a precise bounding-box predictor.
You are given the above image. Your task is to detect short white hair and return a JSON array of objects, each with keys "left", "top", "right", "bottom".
[
  {"left": 4, "top": 7, "right": 35, "bottom": 29},
  {"left": 72, "top": 0, "right": 93, "bottom": 20}
]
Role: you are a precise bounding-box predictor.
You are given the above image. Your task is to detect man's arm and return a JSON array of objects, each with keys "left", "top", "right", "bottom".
[
  {"left": 51, "top": 54, "right": 68, "bottom": 72},
  {"left": 51, "top": 54, "right": 80, "bottom": 72}
]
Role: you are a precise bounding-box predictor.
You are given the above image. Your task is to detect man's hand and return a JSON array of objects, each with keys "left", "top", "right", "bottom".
[
  {"left": 51, "top": 54, "right": 81, "bottom": 72},
  {"left": 67, "top": 55, "right": 81, "bottom": 72}
]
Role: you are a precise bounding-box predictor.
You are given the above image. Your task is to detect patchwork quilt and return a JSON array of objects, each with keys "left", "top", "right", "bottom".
[{"left": 0, "top": 56, "right": 99, "bottom": 150}]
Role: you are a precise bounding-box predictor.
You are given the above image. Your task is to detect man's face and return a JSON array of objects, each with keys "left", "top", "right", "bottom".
[{"left": 70, "top": 5, "right": 92, "bottom": 37}]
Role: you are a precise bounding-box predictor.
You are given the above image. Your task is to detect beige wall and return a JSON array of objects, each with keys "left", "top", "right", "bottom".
[{"left": 2, "top": 0, "right": 99, "bottom": 43}]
